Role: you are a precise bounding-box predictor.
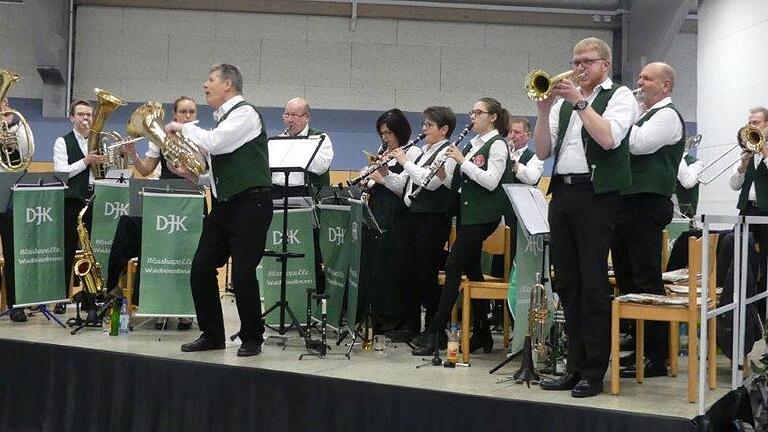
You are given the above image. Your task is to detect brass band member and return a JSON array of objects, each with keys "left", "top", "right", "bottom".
[
  {"left": 0, "top": 97, "right": 34, "bottom": 322},
  {"left": 168, "top": 64, "right": 272, "bottom": 357},
  {"left": 380, "top": 106, "right": 457, "bottom": 341},
  {"left": 533, "top": 37, "right": 638, "bottom": 397},
  {"left": 613, "top": 62, "right": 685, "bottom": 379},
  {"left": 53, "top": 100, "right": 108, "bottom": 315},
  {"left": 675, "top": 148, "right": 702, "bottom": 219},
  {"left": 412, "top": 98, "right": 510, "bottom": 356}
]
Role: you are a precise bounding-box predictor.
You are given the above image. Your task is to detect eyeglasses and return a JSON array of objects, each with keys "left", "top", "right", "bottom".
[
  {"left": 422, "top": 121, "right": 437, "bottom": 128},
  {"left": 281, "top": 113, "right": 307, "bottom": 120},
  {"left": 570, "top": 58, "right": 605, "bottom": 68},
  {"left": 469, "top": 110, "right": 489, "bottom": 117}
]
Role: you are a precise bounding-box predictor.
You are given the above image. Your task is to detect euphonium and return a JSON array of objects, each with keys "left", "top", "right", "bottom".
[
  {"left": 73, "top": 202, "right": 103, "bottom": 295},
  {"left": 524, "top": 69, "right": 578, "bottom": 101},
  {"left": 0, "top": 69, "right": 34, "bottom": 171},
  {"left": 127, "top": 102, "right": 208, "bottom": 175},
  {"left": 528, "top": 272, "right": 549, "bottom": 364},
  {"left": 88, "top": 88, "right": 127, "bottom": 179}
]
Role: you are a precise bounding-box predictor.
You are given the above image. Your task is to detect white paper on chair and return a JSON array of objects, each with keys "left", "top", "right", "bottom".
[{"left": 504, "top": 184, "right": 549, "bottom": 235}]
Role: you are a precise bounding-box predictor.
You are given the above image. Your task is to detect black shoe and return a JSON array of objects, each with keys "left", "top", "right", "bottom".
[
  {"left": 571, "top": 378, "right": 603, "bottom": 398},
  {"left": 620, "top": 357, "right": 668, "bottom": 378},
  {"left": 619, "top": 333, "right": 634, "bottom": 351},
  {"left": 468, "top": 331, "right": 493, "bottom": 353},
  {"left": 180, "top": 336, "right": 225, "bottom": 352},
  {"left": 9, "top": 308, "right": 27, "bottom": 323},
  {"left": 411, "top": 330, "right": 448, "bottom": 356},
  {"left": 177, "top": 318, "right": 193, "bottom": 331},
  {"left": 237, "top": 340, "right": 262, "bottom": 357},
  {"left": 53, "top": 302, "right": 67, "bottom": 314},
  {"left": 540, "top": 372, "right": 580, "bottom": 391},
  {"left": 619, "top": 351, "right": 635, "bottom": 367},
  {"left": 385, "top": 328, "right": 415, "bottom": 343},
  {"left": 412, "top": 330, "right": 447, "bottom": 350}
]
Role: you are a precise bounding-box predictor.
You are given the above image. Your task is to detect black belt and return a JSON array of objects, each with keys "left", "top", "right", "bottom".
[
  {"left": 558, "top": 173, "right": 592, "bottom": 185},
  {"left": 746, "top": 200, "right": 759, "bottom": 208},
  {"left": 225, "top": 186, "right": 271, "bottom": 201}
]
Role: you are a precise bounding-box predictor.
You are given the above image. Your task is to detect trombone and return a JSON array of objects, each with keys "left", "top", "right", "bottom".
[{"left": 697, "top": 126, "right": 767, "bottom": 185}]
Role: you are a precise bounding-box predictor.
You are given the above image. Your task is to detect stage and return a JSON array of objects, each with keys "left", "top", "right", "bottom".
[{"left": 0, "top": 300, "right": 751, "bottom": 432}]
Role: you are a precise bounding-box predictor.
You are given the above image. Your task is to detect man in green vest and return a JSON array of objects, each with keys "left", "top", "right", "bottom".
[
  {"left": 612, "top": 62, "right": 685, "bottom": 378},
  {"left": 274, "top": 97, "right": 334, "bottom": 196},
  {"left": 165, "top": 63, "right": 272, "bottom": 357},
  {"left": 52, "top": 100, "right": 108, "bottom": 317},
  {"left": 675, "top": 148, "right": 702, "bottom": 219},
  {"left": 533, "top": 37, "right": 638, "bottom": 398}
]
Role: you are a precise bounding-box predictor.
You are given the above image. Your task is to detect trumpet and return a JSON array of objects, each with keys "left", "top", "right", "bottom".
[
  {"left": 698, "top": 126, "right": 767, "bottom": 185},
  {"left": 348, "top": 133, "right": 425, "bottom": 186},
  {"left": 525, "top": 69, "right": 579, "bottom": 101},
  {"left": 408, "top": 123, "right": 472, "bottom": 201}
]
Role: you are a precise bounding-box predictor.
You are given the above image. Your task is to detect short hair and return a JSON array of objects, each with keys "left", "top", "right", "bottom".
[
  {"left": 376, "top": 109, "right": 412, "bottom": 148},
  {"left": 750, "top": 106, "right": 768, "bottom": 122},
  {"left": 69, "top": 99, "right": 92, "bottom": 116},
  {"left": 573, "top": 37, "right": 612, "bottom": 63},
  {"left": 210, "top": 63, "right": 243, "bottom": 93},
  {"left": 509, "top": 117, "right": 531, "bottom": 133},
  {"left": 423, "top": 106, "right": 456, "bottom": 137},
  {"left": 173, "top": 96, "right": 196, "bottom": 113},
  {"left": 647, "top": 62, "right": 676, "bottom": 92},
  {"left": 478, "top": 97, "right": 509, "bottom": 135}
]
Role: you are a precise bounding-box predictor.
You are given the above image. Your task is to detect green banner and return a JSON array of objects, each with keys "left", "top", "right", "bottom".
[
  {"left": 509, "top": 225, "right": 553, "bottom": 356},
  {"left": 259, "top": 208, "right": 317, "bottom": 326},
  {"left": 345, "top": 201, "right": 364, "bottom": 331},
  {"left": 12, "top": 187, "right": 66, "bottom": 306},
  {"left": 91, "top": 180, "right": 130, "bottom": 286},
  {"left": 316, "top": 204, "right": 350, "bottom": 328},
  {"left": 137, "top": 192, "right": 203, "bottom": 317}
]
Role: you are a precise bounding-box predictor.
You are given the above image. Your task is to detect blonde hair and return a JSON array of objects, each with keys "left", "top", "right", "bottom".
[{"left": 573, "top": 37, "right": 612, "bottom": 63}]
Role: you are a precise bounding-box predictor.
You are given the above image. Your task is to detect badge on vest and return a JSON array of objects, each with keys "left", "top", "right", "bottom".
[{"left": 472, "top": 154, "right": 486, "bottom": 167}]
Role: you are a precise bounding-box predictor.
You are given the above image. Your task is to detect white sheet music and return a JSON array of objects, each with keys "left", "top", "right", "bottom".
[
  {"left": 504, "top": 184, "right": 550, "bottom": 235},
  {"left": 269, "top": 135, "right": 325, "bottom": 187}
]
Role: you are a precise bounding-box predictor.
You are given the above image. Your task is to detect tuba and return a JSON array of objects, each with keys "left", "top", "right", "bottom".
[
  {"left": 0, "top": 69, "right": 34, "bottom": 171},
  {"left": 88, "top": 88, "right": 128, "bottom": 179},
  {"left": 127, "top": 102, "right": 208, "bottom": 175},
  {"left": 73, "top": 201, "right": 103, "bottom": 295},
  {"left": 524, "top": 69, "right": 578, "bottom": 101}
]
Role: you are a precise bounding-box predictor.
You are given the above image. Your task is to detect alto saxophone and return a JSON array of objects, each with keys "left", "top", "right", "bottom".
[{"left": 73, "top": 202, "right": 103, "bottom": 295}]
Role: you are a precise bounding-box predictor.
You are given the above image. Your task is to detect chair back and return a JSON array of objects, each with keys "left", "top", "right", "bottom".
[
  {"left": 687, "top": 234, "right": 718, "bottom": 315},
  {"left": 481, "top": 225, "right": 512, "bottom": 282}
]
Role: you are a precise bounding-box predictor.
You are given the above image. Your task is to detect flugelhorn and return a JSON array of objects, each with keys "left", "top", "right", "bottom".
[
  {"left": 698, "top": 125, "right": 768, "bottom": 185},
  {"left": 525, "top": 69, "right": 578, "bottom": 101},
  {"left": 0, "top": 69, "right": 34, "bottom": 172},
  {"left": 408, "top": 123, "right": 472, "bottom": 201},
  {"left": 88, "top": 88, "right": 128, "bottom": 179},
  {"left": 348, "top": 133, "right": 426, "bottom": 186}
]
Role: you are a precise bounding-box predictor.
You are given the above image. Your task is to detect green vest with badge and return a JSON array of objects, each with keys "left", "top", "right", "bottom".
[{"left": 450, "top": 135, "right": 510, "bottom": 225}]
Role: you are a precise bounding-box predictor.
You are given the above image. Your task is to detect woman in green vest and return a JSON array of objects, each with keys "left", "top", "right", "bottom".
[
  {"left": 361, "top": 109, "right": 422, "bottom": 332},
  {"left": 412, "top": 98, "right": 510, "bottom": 356}
]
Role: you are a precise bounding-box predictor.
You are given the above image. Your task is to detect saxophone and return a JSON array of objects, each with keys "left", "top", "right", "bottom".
[{"left": 73, "top": 202, "right": 103, "bottom": 295}]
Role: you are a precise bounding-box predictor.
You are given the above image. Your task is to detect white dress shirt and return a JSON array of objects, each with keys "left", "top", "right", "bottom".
[
  {"left": 181, "top": 95, "right": 263, "bottom": 198},
  {"left": 548, "top": 78, "right": 639, "bottom": 175},
  {"left": 383, "top": 139, "right": 456, "bottom": 207},
  {"left": 628, "top": 97, "right": 683, "bottom": 155},
  {"left": 53, "top": 129, "right": 95, "bottom": 184},
  {"left": 729, "top": 154, "right": 765, "bottom": 201},
  {"left": 509, "top": 144, "right": 544, "bottom": 186},
  {"left": 460, "top": 129, "right": 508, "bottom": 192},
  {"left": 272, "top": 124, "right": 335, "bottom": 187},
  {"left": 677, "top": 152, "right": 702, "bottom": 189}
]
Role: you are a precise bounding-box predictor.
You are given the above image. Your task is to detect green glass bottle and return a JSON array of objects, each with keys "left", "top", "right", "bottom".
[{"left": 109, "top": 298, "right": 121, "bottom": 336}]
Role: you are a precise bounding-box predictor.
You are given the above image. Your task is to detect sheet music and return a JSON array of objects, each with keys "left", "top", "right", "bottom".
[
  {"left": 268, "top": 136, "right": 325, "bottom": 186},
  {"left": 504, "top": 184, "right": 549, "bottom": 235}
]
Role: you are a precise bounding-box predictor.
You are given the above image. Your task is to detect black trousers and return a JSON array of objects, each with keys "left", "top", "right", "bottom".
[
  {"left": 0, "top": 212, "right": 15, "bottom": 306},
  {"left": 64, "top": 197, "right": 92, "bottom": 298},
  {"left": 548, "top": 182, "right": 619, "bottom": 381},
  {"left": 612, "top": 193, "right": 673, "bottom": 362},
  {"left": 106, "top": 215, "right": 142, "bottom": 304},
  {"left": 190, "top": 190, "right": 272, "bottom": 344},
  {"left": 427, "top": 220, "right": 499, "bottom": 334},
  {"left": 402, "top": 211, "right": 450, "bottom": 334}
]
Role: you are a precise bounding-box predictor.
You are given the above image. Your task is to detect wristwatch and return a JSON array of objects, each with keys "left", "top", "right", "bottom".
[{"left": 573, "top": 99, "right": 588, "bottom": 111}]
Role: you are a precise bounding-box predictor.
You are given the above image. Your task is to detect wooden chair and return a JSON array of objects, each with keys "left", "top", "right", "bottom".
[
  {"left": 122, "top": 257, "right": 139, "bottom": 313},
  {"left": 610, "top": 234, "right": 718, "bottom": 403},
  {"left": 458, "top": 225, "right": 513, "bottom": 363}
]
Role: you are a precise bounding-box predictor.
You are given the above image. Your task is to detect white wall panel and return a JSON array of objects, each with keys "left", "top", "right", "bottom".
[
  {"left": 351, "top": 43, "right": 440, "bottom": 91},
  {"left": 305, "top": 86, "right": 395, "bottom": 111},
  {"left": 308, "top": 16, "right": 396, "bottom": 44},
  {"left": 215, "top": 12, "right": 307, "bottom": 40},
  {"left": 261, "top": 40, "right": 350, "bottom": 86},
  {"left": 397, "top": 20, "right": 486, "bottom": 48},
  {"left": 124, "top": 8, "right": 214, "bottom": 37}
]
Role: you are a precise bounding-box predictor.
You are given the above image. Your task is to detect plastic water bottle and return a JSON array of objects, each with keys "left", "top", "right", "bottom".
[
  {"left": 119, "top": 298, "right": 130, "bottom": 336},
  {"left": 446, "top": 324, "right": 460, "bottom": 364}
]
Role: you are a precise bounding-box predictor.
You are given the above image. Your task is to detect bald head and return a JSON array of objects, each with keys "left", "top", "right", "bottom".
[
  {"left": 282, "top": 97, "right": 311, "bottom": 136},
  {"left": 636, "top": 62, "right": 675, "bottom": 108}
]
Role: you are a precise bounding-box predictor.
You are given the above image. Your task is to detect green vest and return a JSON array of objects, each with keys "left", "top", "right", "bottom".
[
  {"left": 210, "top": 101, "right": 270, "bottom": 200},
  {"left": 675, "top": 153, "right": 699, "bottom": 217},
  {"left": 737, "top": 157, "right": 768, "bottom": 211},
  {"left": 509, "top": 147, "right": 538, "bottom": 185},
  {"left": 621, "top": 103, "right": 685, "bottom": 197},
  {"left": 409, "top": 140, "right": 455, "bottom": 214},
  {"left": 306, "top": 126, "right": 330, "bottom": 192},
  {"left": 451, "top": 135, "right": 509, "bottom": 225},
  {"left": 549, "top": 84, "right": 631, "bottom": 195},
  {"left": 63, "top": 131, "right": 90, "bottom": 201}
]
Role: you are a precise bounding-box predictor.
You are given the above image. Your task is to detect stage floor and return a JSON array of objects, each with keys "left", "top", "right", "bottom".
[{"left": 0, "top": 298, "right": 758, "bottom": 430}]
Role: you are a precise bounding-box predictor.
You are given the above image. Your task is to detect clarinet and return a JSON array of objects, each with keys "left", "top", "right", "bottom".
[
  {"left": 348, "top": 133, "right": 426, "bottom": 186},
  {"left": 408, "top": 123, "right": 472, "bottom": 201}
]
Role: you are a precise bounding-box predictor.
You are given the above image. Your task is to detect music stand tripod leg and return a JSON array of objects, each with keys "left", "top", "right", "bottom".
[{"left": 38, "top": 305, "right": 66, "bottom": 328}]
